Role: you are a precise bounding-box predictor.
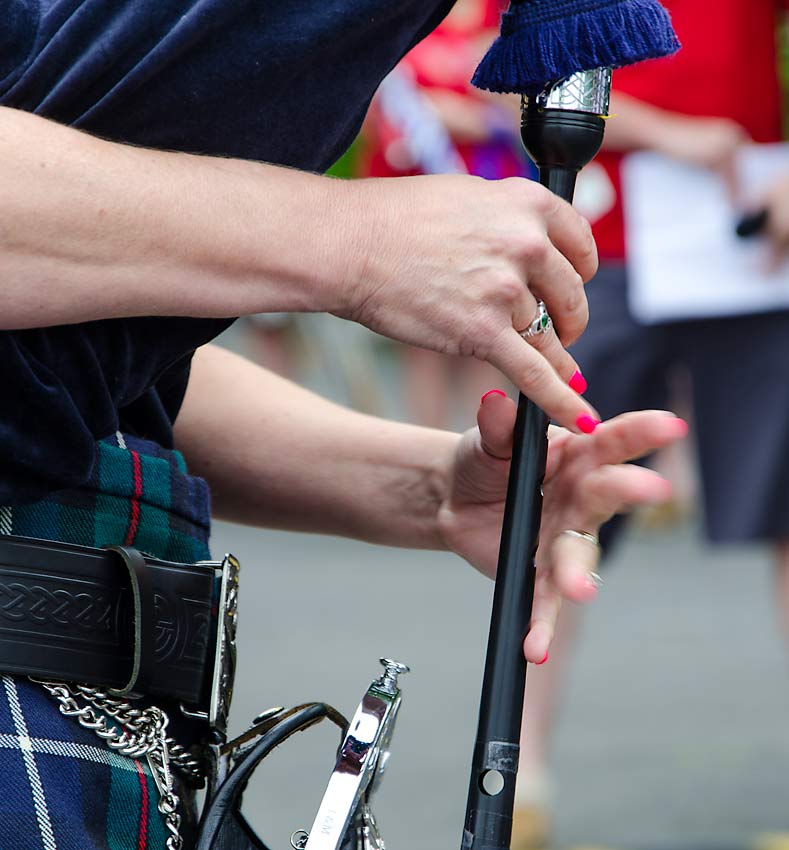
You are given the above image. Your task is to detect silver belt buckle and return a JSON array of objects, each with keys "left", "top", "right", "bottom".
[{"left": 181, "top": 553, "right": 240, "bottom": 736}]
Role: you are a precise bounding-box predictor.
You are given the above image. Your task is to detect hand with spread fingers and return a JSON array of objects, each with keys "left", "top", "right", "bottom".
[{"left": 437, "top": 391, "right": 688, "bottom": 663}]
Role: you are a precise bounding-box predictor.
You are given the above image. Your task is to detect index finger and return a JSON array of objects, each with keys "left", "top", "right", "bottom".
[
  {"left": 488, "top": 327, "right": 599, "bottom": 434},
  {"left": 585, "top": 410, "right": 689, "bottom": 466}
]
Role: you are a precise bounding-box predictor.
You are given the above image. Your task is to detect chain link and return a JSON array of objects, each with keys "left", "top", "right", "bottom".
[{"left": 35, "top": 679, "right": 206, "bottom": 850}]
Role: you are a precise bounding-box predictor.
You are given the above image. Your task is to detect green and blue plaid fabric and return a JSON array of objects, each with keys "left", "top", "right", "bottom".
[{"left": 0, "top": 432, "right": 211, "bottom": 850}]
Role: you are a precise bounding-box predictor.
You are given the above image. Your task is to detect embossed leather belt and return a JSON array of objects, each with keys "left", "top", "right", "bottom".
[{"left": 0, "top": 535, "right": 239, "bottom": 733}]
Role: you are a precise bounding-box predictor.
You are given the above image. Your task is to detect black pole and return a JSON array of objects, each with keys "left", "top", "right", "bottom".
[{"left": 461, "top": 104, "right": 605, "bottom": 850}]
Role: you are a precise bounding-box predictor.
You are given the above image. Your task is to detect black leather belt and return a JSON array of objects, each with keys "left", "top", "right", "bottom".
[{"left": 0, "top": 535, "right": 239, "bottom": 733}]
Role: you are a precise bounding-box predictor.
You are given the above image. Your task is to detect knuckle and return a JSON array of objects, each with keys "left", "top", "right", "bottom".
[
  {"left": 564, "top": 272, "right": 585, "bottom": 307},
  {"left": 579, "top": 233, "right": 599, "bottom": 280},
  {"left": 499, "top": 274, "right": 525, "bottom": 304},
  {"left": 517, "top": 232, "right": 550, "bottom": 262},
  {"left": 578, "top": 213, "right": 593, "bottom": 242},
  {"left": 485, "top": 268, "right": 523, "bottom": 304},
  {"left": 500, "top": 176, "right": 525, "bottom": 192},
  {"left": 522, "top": 180, "right": 555, "bottom": 213},
  {"left": 559, "top": 280, "right": 589, "bottom": 343}
]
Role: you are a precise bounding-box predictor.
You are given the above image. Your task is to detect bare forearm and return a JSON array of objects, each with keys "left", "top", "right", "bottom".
[
  {"left": 601, "top": 93, "right": 677, "bottom": 152},
  {"left": 173, "top": 345, "right": 457, "bottom": 548},
  {"left": 601, "top": 93, "right": 748, "bottom": 171},
  {"left": 0, "top": 107, "right": 358, "bottom": 329}
]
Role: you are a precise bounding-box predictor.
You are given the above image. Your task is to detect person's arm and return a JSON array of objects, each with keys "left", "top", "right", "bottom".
[
  {"left": 0, "top": 105, "right": 597, "bottom": 432},
  {"left": 602, "top": 92, "right": 748, "bottom": 173},
  {"left": 173, "top": 344, "right": 687, "bottom": 661},
  {"left": 0, "top": 106, "right": 354, "bottom": 328},
  {"left": 174, "top": 344, "right": 455, "bottom": 547}
]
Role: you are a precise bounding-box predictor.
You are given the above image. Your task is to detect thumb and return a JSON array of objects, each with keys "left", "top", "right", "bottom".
[{"left": 477, "top": 389, "right": 517, "bottom": 460}]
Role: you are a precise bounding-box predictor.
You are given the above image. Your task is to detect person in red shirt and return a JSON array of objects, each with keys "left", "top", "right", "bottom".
[
  {"left": 513, "top": 3, "right": 789, "bottom": 848},
  {"left": 363, "top": 0, "right": 523, "bottom": 183},
  {"left": 595, "top": 1, "right": 784, "bottom": 261}
]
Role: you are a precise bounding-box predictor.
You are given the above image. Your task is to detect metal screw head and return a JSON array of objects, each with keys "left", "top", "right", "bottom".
[
  {"left": 379, "top": 658, "right": 410, "bottom": 676},
  {"left": 375, "top": 659, "right": 410, "bottom": 695},
  {"left": 290, "top": 829, "right": 309, "bottom": 849}
]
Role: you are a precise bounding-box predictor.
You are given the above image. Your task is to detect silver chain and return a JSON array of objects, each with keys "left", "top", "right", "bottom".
[{"left": 36, "top": 679, "right": 206, "bottom": 850}]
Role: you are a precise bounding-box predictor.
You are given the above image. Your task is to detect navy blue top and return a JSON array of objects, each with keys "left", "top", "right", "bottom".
[{"left": 0, "top": 0, "right": 452, "bottom": 503}]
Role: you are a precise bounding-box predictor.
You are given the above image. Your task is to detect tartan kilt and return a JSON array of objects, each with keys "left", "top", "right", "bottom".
[{"left": 0, "top": 432, "right": 211, "bottom": 850}]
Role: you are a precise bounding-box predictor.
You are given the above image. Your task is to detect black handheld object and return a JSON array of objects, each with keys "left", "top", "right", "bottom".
[
  {"left": 735, "top": 208, "right": 769, "bottom": 239},
  {"left": 461, "top": 69, "right": 610, "bottom": 850}
]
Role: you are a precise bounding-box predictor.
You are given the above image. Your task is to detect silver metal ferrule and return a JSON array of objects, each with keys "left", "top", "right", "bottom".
[{"left": 523, "top": 67, "right": 612, "bottom": 117}]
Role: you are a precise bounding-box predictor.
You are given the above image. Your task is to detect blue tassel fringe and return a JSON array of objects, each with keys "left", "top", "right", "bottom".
[{"left": 472, "top": 0, "right": 680, "bottom": 95}]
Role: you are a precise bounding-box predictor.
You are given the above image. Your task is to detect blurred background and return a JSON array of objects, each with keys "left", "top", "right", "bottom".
[{"left": 213, "top": 2, "right": 789, "bottom": 849}]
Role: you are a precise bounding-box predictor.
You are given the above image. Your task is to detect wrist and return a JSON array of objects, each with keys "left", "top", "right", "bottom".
[
  {"left": 184, "top": 164, "right": 369, "bottom": 318},
  {"left": 264, "top": 173, "right": 392, "bottom": 320},
  {"left": 299, "top": 174, "right": 371, "bottom": 315},
  {"left": 328, "top": 177, "right": 411, "bottom": 323},
  {"left": 424, "top": 431, "right": 461, "bottom": 552},
  {"left": 383, "top": 422, "right": 459, "bottom": 552},
  {"left": 246, "top": 169, "right": 366, "bottom": 315}
]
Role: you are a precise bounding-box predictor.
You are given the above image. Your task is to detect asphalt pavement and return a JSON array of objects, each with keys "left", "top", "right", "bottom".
[{"left": 211, "top": 515, "right": 789, "bottom": 850}]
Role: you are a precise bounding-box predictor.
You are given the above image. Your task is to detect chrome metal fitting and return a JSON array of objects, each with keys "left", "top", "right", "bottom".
[{"left": 523, "top": 67, "right": 612, "bottom": 117}]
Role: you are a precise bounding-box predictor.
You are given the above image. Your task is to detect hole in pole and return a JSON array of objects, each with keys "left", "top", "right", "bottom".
[{"left": 479, "top": 769, "right": 505, "bottom": 796}]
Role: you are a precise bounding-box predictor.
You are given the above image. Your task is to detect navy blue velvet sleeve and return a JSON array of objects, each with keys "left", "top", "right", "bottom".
[
  {"left": 0, "top": 319, "right": 231, "bottom": 502},
  {"left": 0, "top": 0, "right": 452, "bottom": 502},
  {"left": 1, "top": 0, "right": 453, "bottom": 167}
]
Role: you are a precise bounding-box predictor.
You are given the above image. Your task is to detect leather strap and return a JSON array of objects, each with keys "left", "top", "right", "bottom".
[
  {"left": 0, "top": 534, "right": 222, "bottom": 706},
  {"left": 197, "top": 704, "right": 348, "bottom": 850},
  {"left": 105, "top": 545, "right": 156, "bottom": 696}
]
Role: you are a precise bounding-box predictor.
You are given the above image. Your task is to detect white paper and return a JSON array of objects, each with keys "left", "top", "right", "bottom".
[{"left": 621, "top": 144, "right": 789, "bottom": 324}]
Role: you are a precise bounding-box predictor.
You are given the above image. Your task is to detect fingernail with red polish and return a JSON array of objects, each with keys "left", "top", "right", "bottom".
[
  {"left": 569, "top": 370, "right": 588, "bottom": 394},
  {"left": 536, "top": 652, "right": 549, "bottom": 666},
  {"left": 480, "top": 389, "right": 507, "bottom": 405},
  {"left": 673, "top": 417, "right": 689, "bottom": 437},
  {"left": 576, "top": 414, "right": 600, "bottom": 434}
]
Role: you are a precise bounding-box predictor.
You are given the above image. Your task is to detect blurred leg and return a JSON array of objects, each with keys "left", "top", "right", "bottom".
[
  {"left": 513, "top": 605, "right": 581, "bottom": 848},
  {"left": 684, "top": 310, "right": 789, "bottom": 545},
  {"left": 637, "top": 365, "right": 699, "bottom": 529}
]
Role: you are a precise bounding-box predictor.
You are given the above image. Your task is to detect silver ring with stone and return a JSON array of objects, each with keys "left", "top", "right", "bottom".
[{"left": 519, "top": 300, "right": 553, "bottom": 339}]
